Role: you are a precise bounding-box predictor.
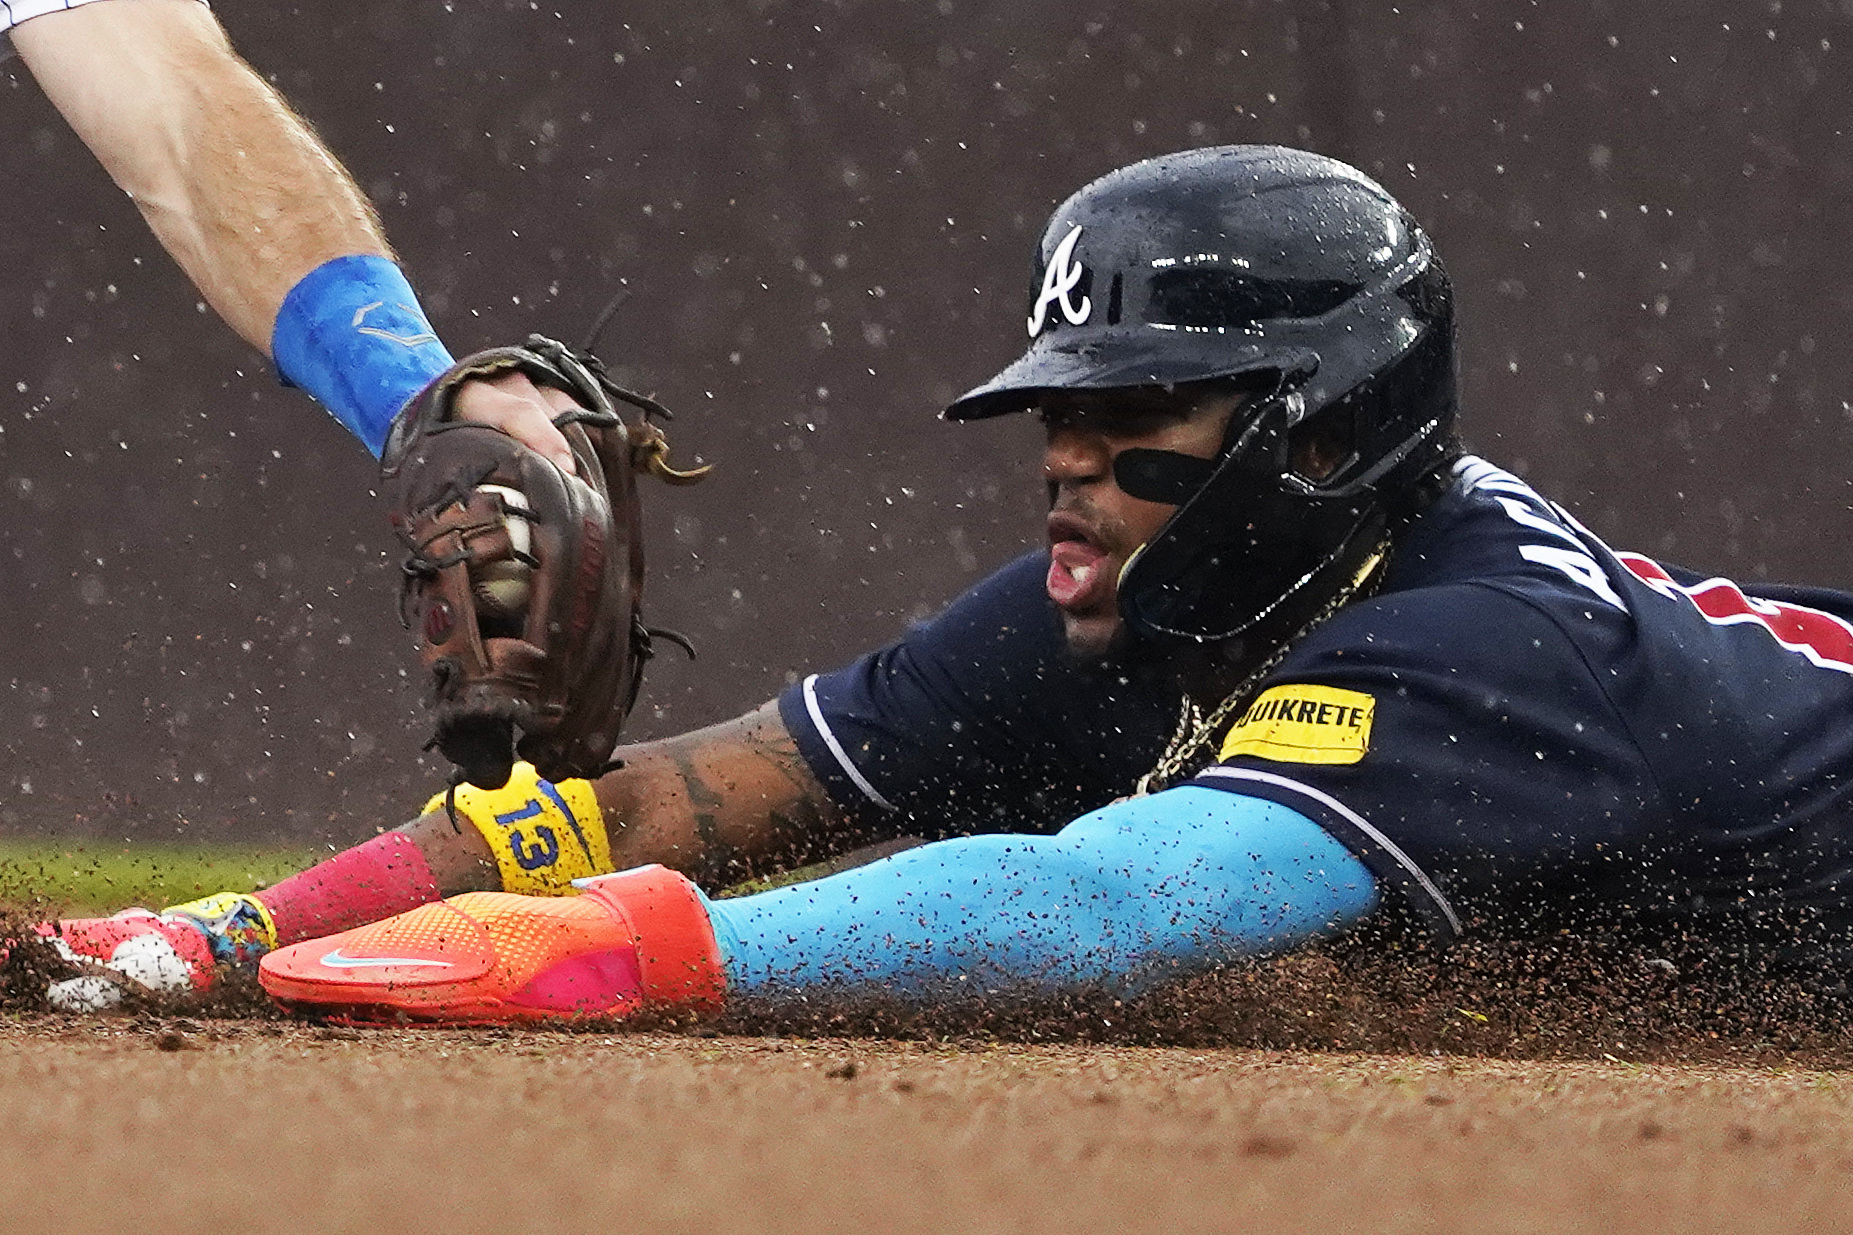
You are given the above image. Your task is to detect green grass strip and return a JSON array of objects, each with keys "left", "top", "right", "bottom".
[{"left": 0, "top": 840, "right": 325, "bottom": 916}]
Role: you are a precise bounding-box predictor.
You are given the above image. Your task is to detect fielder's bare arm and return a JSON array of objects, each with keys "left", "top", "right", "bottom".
[{"left": 9, "top": 0, "right": 576, "bottom": 465}]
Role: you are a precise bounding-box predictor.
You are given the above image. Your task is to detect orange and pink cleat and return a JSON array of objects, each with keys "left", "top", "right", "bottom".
[{"left": 258, "top": 864, "right": 725, "bottom": 1023}]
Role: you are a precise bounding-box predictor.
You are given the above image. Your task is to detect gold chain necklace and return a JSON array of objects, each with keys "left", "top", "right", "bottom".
[{"left": 1132, "top": 542, "right": 1389, "bottom": 797}]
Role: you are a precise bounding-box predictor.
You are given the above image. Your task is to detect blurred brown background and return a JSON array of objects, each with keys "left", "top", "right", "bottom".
[{"left": 2, "top": 0, "right": 1850, "bottom": 843}]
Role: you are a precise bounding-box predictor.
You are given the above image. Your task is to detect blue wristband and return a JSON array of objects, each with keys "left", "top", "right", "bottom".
[{"left": 271, "top": 254, "right": 455, "bottom": 456}]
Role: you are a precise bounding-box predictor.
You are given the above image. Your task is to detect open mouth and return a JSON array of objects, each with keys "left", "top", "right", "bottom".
[{"left": 1046, "top": 512, "right": 1113, "bottom": 610}]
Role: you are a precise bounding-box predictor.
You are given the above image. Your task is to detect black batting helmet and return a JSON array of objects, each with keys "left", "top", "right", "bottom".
[{"left": 946, "top": 145, "right": 1458, "bottom": 644}]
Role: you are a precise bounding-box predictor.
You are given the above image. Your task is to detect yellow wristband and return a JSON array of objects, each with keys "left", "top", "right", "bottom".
[{"left": 424, "top": 762, "right": 612, "bottom": 896}]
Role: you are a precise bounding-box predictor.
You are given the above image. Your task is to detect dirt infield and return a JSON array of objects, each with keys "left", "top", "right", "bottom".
[
  {"left": 0, "top": 1014, "right": 1846, "bottom": 1235},
  {"left": 5, "top": 932, "right": 1852, "bottom": 1231}
]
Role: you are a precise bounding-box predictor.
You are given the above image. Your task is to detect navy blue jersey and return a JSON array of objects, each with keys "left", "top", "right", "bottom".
[{"left": 779, "top": 456, "right": 1853, "bottom": 948}]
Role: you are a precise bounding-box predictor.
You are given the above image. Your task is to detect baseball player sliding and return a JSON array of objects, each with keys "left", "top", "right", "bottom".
[{"left": 46, "top": 146, "right": 1853, "bottom": 1022}]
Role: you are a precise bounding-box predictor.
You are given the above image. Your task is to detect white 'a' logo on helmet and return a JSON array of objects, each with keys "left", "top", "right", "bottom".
[{"left": 1026, "top": 225, "right": 1092, "bottom": 337}]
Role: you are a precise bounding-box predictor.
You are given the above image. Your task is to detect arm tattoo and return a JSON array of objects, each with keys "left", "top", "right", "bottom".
[
  {"left": 742, "top": 720, "right": 863, "bottom": 861},
  {"left": 668, "top": 744, "right": 745, "bottom": 889},
  {"left": 668, "top": 708, "right": 858, "bottom": 888}
]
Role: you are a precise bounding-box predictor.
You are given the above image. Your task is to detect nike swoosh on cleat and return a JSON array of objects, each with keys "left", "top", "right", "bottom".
[{"left": 317, "top": 949, "right": 456, "bottom": 969}]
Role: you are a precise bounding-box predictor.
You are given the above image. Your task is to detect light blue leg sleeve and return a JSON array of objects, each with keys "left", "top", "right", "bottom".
[{"left": 704, "top": 786, "right": 1380, "bottom": 1001}]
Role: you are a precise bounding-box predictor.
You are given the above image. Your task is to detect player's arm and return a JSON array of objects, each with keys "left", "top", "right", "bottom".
[
  {"left": 595, "top": 702, "right": 861, "bottom": 887},
  {"left": 253, "top": 777, "right": 1387, "bottom": 1020},
  {"left": 709, "top": 785, "right": 1382, "bottom": 1000},
  {"left": 414, "top": 706, "right": 1385, "bottom": 1003},
  {"left": 400, "top": 701, "right": 862, "bottom": 896},
  {"left": 12, "top": 0, "right": 575, "bottom": 469},
  {"left": 15, "top": 0, "right": 375, "bottom": 352}
]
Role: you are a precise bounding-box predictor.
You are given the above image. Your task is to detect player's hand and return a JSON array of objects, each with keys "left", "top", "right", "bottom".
[{"left": 449, "top": 371, "right": 581, "bottom": 474}]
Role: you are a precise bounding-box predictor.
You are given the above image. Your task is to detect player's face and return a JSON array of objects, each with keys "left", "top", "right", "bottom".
[{"left": 1039, "top": 385, "right": 1247, "bottom": 658}]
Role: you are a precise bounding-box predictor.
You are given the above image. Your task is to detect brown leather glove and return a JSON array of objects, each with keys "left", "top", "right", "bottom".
[{"left": 382, "top": 335, "right": 705, "bottom": 790}]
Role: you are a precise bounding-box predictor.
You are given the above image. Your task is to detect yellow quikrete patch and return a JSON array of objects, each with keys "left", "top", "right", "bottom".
[
  {"left": 1219, "top": 684, "right": 1375, "bottom": 765},
  {"left": 424, "top": 762, "right": 612, "bottom": 895}
]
